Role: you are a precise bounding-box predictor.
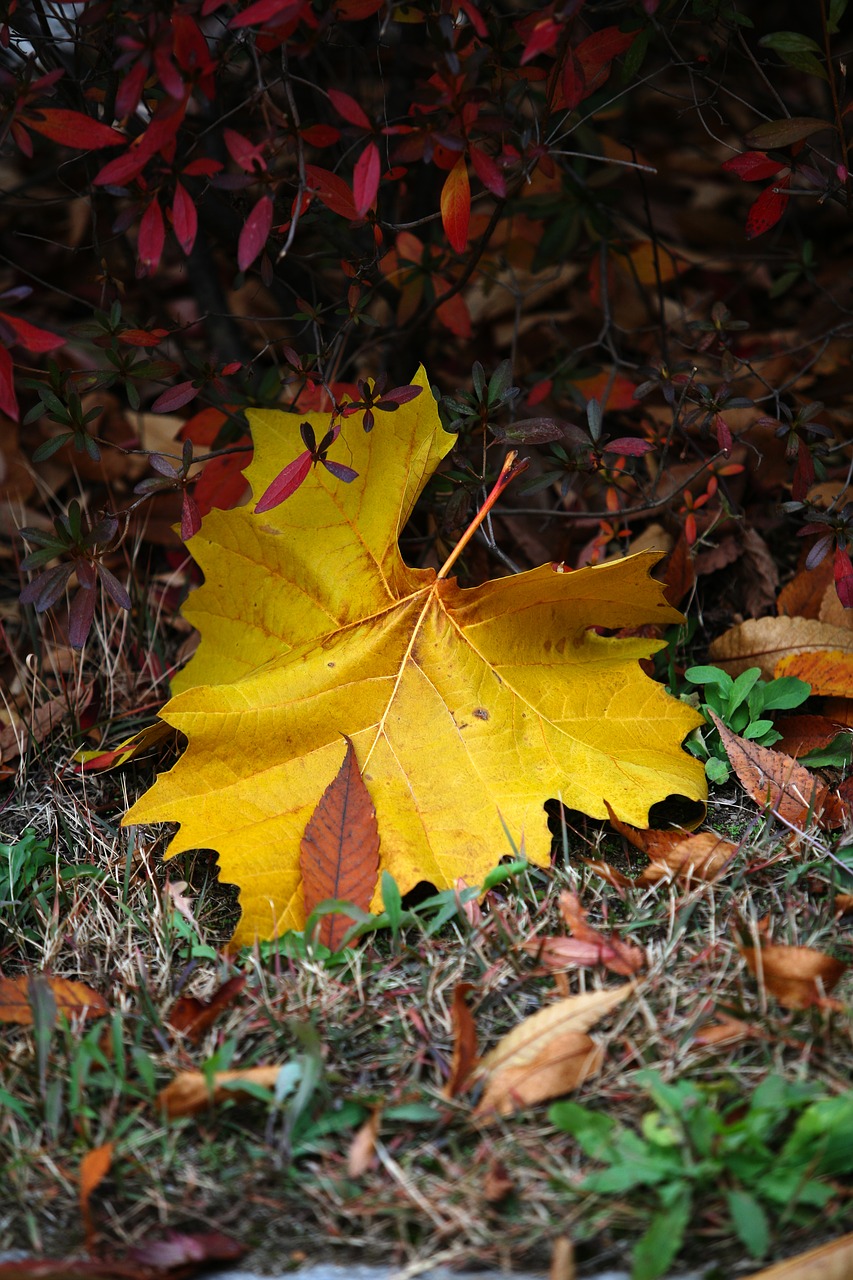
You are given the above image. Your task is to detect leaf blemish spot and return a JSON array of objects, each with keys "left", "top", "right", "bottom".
[{"left": 473, "top": 708, "right": 489, "bottom": 720}]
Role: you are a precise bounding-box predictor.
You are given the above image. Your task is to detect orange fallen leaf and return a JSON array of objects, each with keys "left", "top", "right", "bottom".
[
  {"left": 775, "top": 649, "right": 853, "bottom": 697},
  {"left": 300, "top": 736, "right": 380, "bottom": 952},
  {"left": 692, "top": 1012, "right": 756, "bottom": 1047},
  {"left": 603, "top": 803, "right": 737, "bottom": 883},
  {"left": 823, "top": 697, "right": 853, "bottom": 726},
  {"left": 347, "top": 1107, "right": 381, "bottom": 1177},
  {"left": 556, "top": 890, "right": 644, "bottom": 975},
  {"left": 740, "top": 942, "right": 846, "bottom": 1010},
  {"left": 710, "top": 712, "right": 828, "bottom": 829},
  {"left": 776, "top": 559, "right": 834, "bottom": 620},
  {"left": 742, "top": 1231, "right": 853, "bottom": 1278},
  {"left": 157, "top": 1065, "right": 283, "bottom": 1118},
  {"left": 774, "top": 714, "right": 848, "bottom": 758},
  {"left": 0, "top": 974, "right": 109, "bottom": 1025},
  {"left": 80, "top": 1143, "right": 113, "bottom": 1248},
  {"left": 708, "top": 617, "right": 853, "bottom": 680},
  {"left": 473, "top": 984, "right": 633, "bottom": 1118},
  {"left": 482, "top": 1157, "right": 515, "bottom": 1202},
  {"left": 443, "top": 982, "right": 479, "bottom": 1098},
  {"left": 168, "top": 975, "right": 247, "bottom": 1043},
  {"left": 833, "top": 894, "right": 853, "bottom": 915}
]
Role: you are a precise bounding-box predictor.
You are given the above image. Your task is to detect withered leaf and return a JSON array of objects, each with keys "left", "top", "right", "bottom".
[
  {"left": 710, "top": 712, "right": 828, "bottom": 829},
  {"left": 775, "top": 649, "right": 853, "bottom": 698},
  {"left": 740, "top": 1232, "right": 853, "bottom": 1279},
  {"left": 709, "top": 617, "right": 853, "bottom": 680},
  {"left": 157, "top": 1065, "right": 283, "bottom": 1118},
  {"left": 740, "top": 942, "right": 846, "bottom": 1010},
  {"left": 0, "top": 974, "right": 109, "bottom": 1026},
  {"left": 167, "top": 975, "right": 247, "bottom": 1043},
  {"left": 443, "top": 981, "right": 479, "bottom": 1099}
]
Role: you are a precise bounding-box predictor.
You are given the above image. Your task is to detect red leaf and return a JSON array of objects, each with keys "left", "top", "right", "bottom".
[
  {"left": 172, "top": 181, "right": 197, "bottom": 255},
  {"left": 254, "top": 449, "right": 312, "bottom": 511},
  {"left": 118, "top": 327, "right": 169, "bottom": 347},
  {"left": 168, "top": 975, "right": 248, "bottom": 1042},
  {"left": 229, "top": 0, "right": 302, "bottom": 27},
  {"left": 224, "top": 127, "right": 267, "bottom": 172},
  {"left": 577, "top": 26, "right": 637, "bottom": 69},
  {"left": 181, "top": 490, "right": 202, "bottom": 541},
  {"left": 93, "top": 146, "right": 149, "bottom": 187},
  {"left": 722, "top": 150, "right": 783, "bottom": 181},
  {"left": 0, "top": 312, "right": 65, "bottom": 353},
  {"left": 24, "top": 108, "right": 125, "bottom": 149},
  {"left": 115, "top": 60, "right": 147, "bottom": 118},
  {"left": 605, "top": 436, "right": 654, "bottom": 456},
  {"left": 304, "top": 164, "right": 358, "bottom": 220},
  {"left": 137, "top": 197, "right": 165, "bottom": 274},
  {"left": 328, "top": 88, "right": 371, "bottom": 130},
  {"left": 0, "top": 344, "right": 19, "bottom": 420},
  {"left": 457, "top": 0, "right": 487, "bottom": 37},
  {"left": 300, "top": 123, "right": 340, "bottom": 147},
  {"left": 183, "top": 157, "right": 223, "bottom": 177},
  {"left": 745, "top": 178, "right": 789, "bottom": 239},
  {"left": 193, "top": 445, "right": 252, "bottom": 515},
  {"left": 441, "top": 157, "right": 470, "bottom": 254},
  {"left": 470, "top": 145, "right": 506, "bottom": 198},
  {"left": 560, "top": 51, "right": 586, "bottom": 110},
  {"left": 152, "top": 380, "right": 198, "bottom": 412},
  {"left": 353, "top": 140, "right": 380, "bottom": 217},
  {"left": 238, "top": 194, "right": 274, "bottom": 271},
  {"left": 436, "top": 291, "right": 472, "bottom": 338},
  {"left": 300, "top": 737, "right": 380, "bottom": 952},
  {"left": 834, "top": 547, "right": 853, "bottom": 609},
  {"left": 521, "top": 16, "right": 561, "bottom": 64}
]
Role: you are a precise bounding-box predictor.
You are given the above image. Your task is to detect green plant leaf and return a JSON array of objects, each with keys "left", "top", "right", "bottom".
[
  {"left": 631, "top": 1190, "right": 691, "bottom": 1280},
  {"left": 727, "top": 1189, "right": 769, "bottom": 1258}
]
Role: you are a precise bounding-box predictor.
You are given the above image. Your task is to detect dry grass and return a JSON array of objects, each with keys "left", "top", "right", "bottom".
[{"left": 1, "top": 600, "right": 852, "bottom": 1278}]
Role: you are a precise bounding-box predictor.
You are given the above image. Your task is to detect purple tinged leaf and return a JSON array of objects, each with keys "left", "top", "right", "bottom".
[
  {"left": 322, "top": 459, "right": 359, "bottom": 483},
  {"left": 805, "top": 534, "right": 834, "bottom": 570},
  {"left": 77, "top": 560, "right": 97, "bottom": 589},
  {"left": 97, "top": 563, "right": 132, "bottom": 610},
  {"left": 254, "top": 450, "right": 313, "bottom": 512},
  {"left": 149, "top": 452, "right": 181, "bottom": 477},
  {"left": 378, "top": 384, "right": 423, "bottom": 407},
  {"left": 605, "top": 436, "right": 655, "bottom": 456},
  {"left": 152, "top": 381, "right": 199, "bottom": 413},
  {"left": 20, "top": 563, "right": 73, "bottom": 611},
  {"left": 68, "top": 586, "right": 96, "bottom": 648},
  {"left": 181, "top": 491, "right": 202, "bottom": 541}
]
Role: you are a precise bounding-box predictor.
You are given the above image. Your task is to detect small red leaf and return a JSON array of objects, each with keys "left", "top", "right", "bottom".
[
  {"left": 138, "top": 197, "right": 165, "bottom": 274},
  {"left": 254, "top": 450, "right": 312, "bottom": 511},
  {"left": 115, "top": 60, "right": 147, "bottom": 117},
  {"left": 561, "top": 52, "right": 586, "bottom": 110},
  {"left": 353, "top": 140, "right": 380, "bottom": 217},
  {"left": 24, "top": 108, "right": 125, "bottom": 149},
  {"left": 224, "top": 128, "right": 267, "bottom": 172},
  {"left": 300, "top": 123, "right": 340, "bottom": 147},
  {"left": 152, "top": 380, "right": 198, "bottom": 412},
  {"left": 181, "top": 490, "right": 202, "bottom": 541},
  {"left": 722, "top": 150, "right": 783, "bottom": 181},
  {"left": 238, "top": 194, "right": 274, "bottom": 271},
  {"left": 172, "top": 181, "right": 197, "bottom": 255},
  {"left": 229, "top": 0, "right": 302, "bottom": 27},
  {"left": 93, "top": 146, "right": 149, "bottom": 187},
  {"left": 0, "top": 344, "right": 19, "bottom": 420},
  {"left": 328, "top": 88, "right": 371, "bottom": 130},
  {"left": 745, "top": 178, "right": 790, "bottom": 239},
  {"left": 440, "top": 157, "right": 470, "bottom": 254},
  {"left": 470, "top": 146, "right": 506, "bottom": 198},
  {"left": 304, "top": 164, "right": 359, "bottom": 220},
  {"left": 300, "top": 737, "right": 380, "bottom": 952},
  {"left": 521, "top": 17, "right": 561, "bottom": 64},
  {"left": 0, "top": 312, "right": 65, "bottom": 353},
  {"left": 605, "top": 436, "right": 654, "bottom": 456},
  {"left": 118, "top": 327, "right": 169, "bottom": 347},
  {"left": 834, "top": 546, "right": 853, "bottom": 609}
]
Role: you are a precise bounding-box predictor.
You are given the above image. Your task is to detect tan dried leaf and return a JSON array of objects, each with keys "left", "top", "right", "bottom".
[
  {"left": 347, "top": 1108, "right": 381, "bottom": 1177},
  {"left": 708, "top": 617, "right": 853, "bottom": 679},
  {"left": 157, "top": 1065, "right": 283, "bottom": 1118},
  {"left": 741, "top": 1232, "right": 853, "bottom": 1279},
  {"left": 473, "top": 984, "right": 633, "bottom": 1118},
  {"left": 710, "top": 712, "right": 827, "bottom": 829},
  {"left": 740, "top": 942, "right": 846, "bottom": 1010},
  {"left": 443, "top": 982, "right": 479, "bottom": 1099}
]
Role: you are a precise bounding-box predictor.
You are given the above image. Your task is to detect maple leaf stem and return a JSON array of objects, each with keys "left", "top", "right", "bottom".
[{"left": 437, "top": 451, "right": 528, "bottom": 580}]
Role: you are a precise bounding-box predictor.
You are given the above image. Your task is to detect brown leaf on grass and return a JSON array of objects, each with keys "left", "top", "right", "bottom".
[
  {"left": 708, "top": 617, "right": 853, "bottom": 679},
  {"left": 775, "top": 649, "right": 853, "bottom": 698},
  {"left": 740, "top": 528, "right": 779, "bottom": 618},
  {"left": 833, "top": 894, "right": 853, "bottom": 915},
  {"left": 0, "top": 974, "right": 109, "bottom": 1026},
  {"left": 157, "top": 1065, "right": 283, "bottom": 1118},
  {"left": 168, "top": 975, "right": 247, "bottom": 1043},
  {"left": 823, "top": 698, "right": 853, "bottom": 726},
  {"left": 777, "top": 559, "right": 834, "bottom": 620},
  {"left": 347, "top": 1107, "right": 381, "bottom": 1177},
  {"left": 603, "top": 803, "right": 736, "bottom": 883},
  {"left": 774, "top": 714, "right": 849, "bottom": 758},
  {"left": 709, "top": 712, "right": 828, "bottom": 829},
  {"left": 443, "top": 982, "right": 479, "bottom": 1098},
  {"left": 692, "top": 1012, "right": 757, "bottom": 1047},
  {"left": 818, "top": 583, "right": 853, "bottom": 631},
  {"left": 741, "top": 1232, "right": 853, "bottom": 1279},
  {"left": 661, "top": 530, "right": 695, "bottom": 608},
  {"left": 472, "top": 984, "right": 633, "bottom": 1118},
  {"left": 0, "top": 689, "right": 88, "bottom": 765},
  {"left": 740, "top": 942, "right": 847, "bottom": 1010},
  {"left": 555, "top": 891, "right": 644, "bottom": 975},
  {"left": 482, "top": 1157, "right": 515, "bottom": 1202},
  {"left": 0, "top": 1232, "right": 245, "bottom": 1280},
  {"left": 299, "top": 736, "right": 380, "bottom": 952},
  {"left": 80, "top": 1143, "right": 112, "bottom": 1249}
]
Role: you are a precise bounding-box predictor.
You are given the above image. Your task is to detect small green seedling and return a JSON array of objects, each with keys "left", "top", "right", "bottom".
[
  {"left": 550, "top": 1073, "right": 853, "bottom": 1280},
  {"left": 683, "top": 665, "right": 810, "bottom": 783}
]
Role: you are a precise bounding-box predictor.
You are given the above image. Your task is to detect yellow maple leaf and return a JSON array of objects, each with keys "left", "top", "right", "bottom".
[{"left": 124, "top": 365, "right": 705, "bottom": 947}]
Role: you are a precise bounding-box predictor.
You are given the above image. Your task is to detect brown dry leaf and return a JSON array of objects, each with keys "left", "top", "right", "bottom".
[
  {"left": 157, "top": 1065, "right": 283, "bottom": 1118},
  {"left": 775, "top": 649, "right": 853, "bottom": 697},
  {"left": 774, "top": 714, "right": 849, "bottom": 757},
  {"left": 0, "top": 420, "right": 35, "bottom": 504},
  {"left": 708, "top": 617, "right": 853, "bottom": 679},
  {"left": 482, "top": 1158, "right": 515, "bottom": 1203},
  {"left": 555, "top": 890, "right": 645, "bottom": 976},
  {"left": 443, "top": 982, "right": 479, "bottom": 1098},
  {"left": 740, "top": 528, "right": 780, "bottom": 617},
  {"left": 472, "top": 984, "right": 633, "bottom": 1118},
  {"left": 347, "top": 1107, "right": 381, "bottom": 1177},
  {"left": 299, "top": 737, "right": 380, "bottom": 952},
  {"left": 777, "top": 559, "right": 834, "bottom": 620},
  {"left": 710, "top": 712, "right": 827, "bottom": 829},
  {"left": 550, "top": 1236, "right": 575, "bottom": 1280},
  {"left": 741, "top": 1233, "right": 853, "bottom": 1279},
  {"left": 818, "top": 582, "right": 853, "bottom": 631},
  {"left": 80, "top": 1143, "right": 112, "bottom": 1248},
  {"left": 0, "top": 689, "right": 87, "bottom": 765},
  {"left": 692, "top": 1012, "right": 756, "bottom": 1047},
  {"left": 833, "top": 894, "right": 853, "bottom": 915},
  {"left": 168, "top": 975, "right": 247, "bottom": 1043},
  {"left": 823, "top": 698, "right": 853, "bottom": 726},
  {"left": 740, "top": 942, "right": 847, "bottom": 1010},
  {"left": 0, "top": 974, "right": 109, "bottom": 1026},
  {"left": 604, "top": 804, "right": 736, "bottom": 882},
  {"left": 661, "top": 531, "right": 695, "bottom": 608}
]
